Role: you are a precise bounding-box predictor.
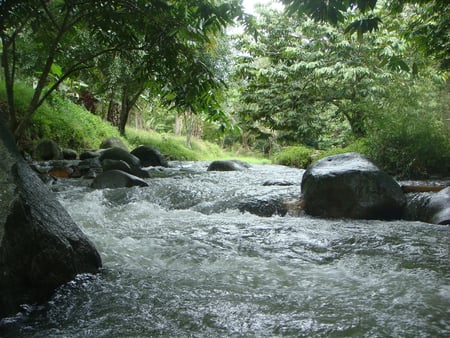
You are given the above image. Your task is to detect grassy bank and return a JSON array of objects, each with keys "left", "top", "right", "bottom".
[{"left": 0, "top": 83, "right": 268, "bottom": 162}]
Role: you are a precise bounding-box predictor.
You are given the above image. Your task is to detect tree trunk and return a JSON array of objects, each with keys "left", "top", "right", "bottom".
[
  {"left": 174, "top": 113, "right": 183, "bottom": 136},
  {"left": 0, "top": 34, "right": 17, "bottom": 131},
  {"left": 118, "top": 86, "right": 143, "bottom": 136}
]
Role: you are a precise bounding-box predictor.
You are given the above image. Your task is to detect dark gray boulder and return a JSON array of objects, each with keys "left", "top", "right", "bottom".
[
  {"left": 91, "top": 170, "right": 149, "bottom": 189},
  {"left": 34, "top": 139, "right": 63, "bottom": 161},
  {"left": 99, "top": 147, "right": 141, "bottom": 169},
  {"left": 101, "top": 159, "right": 133, "bottom": 174},
  {"left": 99, "top": 137, "right": 128, "bottom": 151},
  {"left": 0, "top": 122, "right": 102, "bottom": 318},
  {"left": 207, "top": 160, "right": 250, "bottom": 171},
  {"left": 301, "top": 152, "right": 405, "bottom": 220},
  {"left": 131, "top": 145, "right": 168, "bottom": 167},
  {"left": 80, "top": 150, "right": 100, "bottom": 160},
  {"left": 62, "top": 148, "right": 77, "bottom": 160},
  {"left": 238, "top": 196, "right": 288, "bottom": 217}
]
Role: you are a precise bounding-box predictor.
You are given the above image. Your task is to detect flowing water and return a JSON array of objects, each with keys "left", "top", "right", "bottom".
[{"left": 2, "top": 162, "right": 449, "bottom": 337}]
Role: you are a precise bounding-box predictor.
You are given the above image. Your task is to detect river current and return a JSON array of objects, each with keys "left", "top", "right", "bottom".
[{"left": 2, "top": 162, "right": 449, "bottom": 337}]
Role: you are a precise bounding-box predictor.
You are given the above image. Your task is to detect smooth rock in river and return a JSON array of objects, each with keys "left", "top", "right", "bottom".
[
  {"left": 0, "top": 122, "right": 102, "bottom": 318},
  {"left": 427, "top": 187, "right": 450, "bottom": 225},
  {"left": 99, "top": 147, "right": 141, "bottom": 169},
  {"left": 91, "top": 170, "right": 149, "bottom": 189},
  {"left": 238, "top": 196, "right": 288, "bottom": 217},
  {"left": 131, "top": 145, "right": 168, "bottom": 167},
  {"left": 34, "top": 139, "right": 63, "bottom": 161},
  {"left": 207, "top": 160, "right": 250, "bottom": 171},
  {"left": 301, "top": 152, "right": 405, "bottom": 220}
]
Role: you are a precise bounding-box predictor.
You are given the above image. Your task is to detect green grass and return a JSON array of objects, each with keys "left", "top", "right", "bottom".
[{"left": 125, "top": 128, "right": 222, "bottom": 161}]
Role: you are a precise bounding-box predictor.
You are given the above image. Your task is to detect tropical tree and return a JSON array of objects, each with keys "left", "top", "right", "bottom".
[
  {"left": 281, "top": 0, "right": 449, "bottom": 69},
  {"left": 231, "top": 3, "right": 447, "bottom": 150},
  {"left": 0, "top": 0, "right": 246, "bottom": 142}
]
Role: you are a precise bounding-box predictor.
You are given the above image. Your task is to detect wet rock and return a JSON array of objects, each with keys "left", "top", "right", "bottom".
[
  {"left": 403, "top": 193, "right": 432, "bottom": 222},
  {"left": 91, "top": 170, "right": 149, "bottom": 189},
  {"left": 301, "top": 152, "right": 405, "bottom": 220},
  {"left": 0, "top": 122, "right": 102, "bottom": 318},
  {"left": 101, "top": 159, "right": 133, "bottom": 174},
  {"left": 131, "top": 145, "right": 168, "bottom": 167},
  {"left": 263, "top": 179, "right": 295, "bottom": 186},
  {"left": 100, "top": 137, "right": 128, "bottom": 151},
  {"left": 62, "top": 148, "right": 77, "bottom": 160},
  {"left": 79, "top": 150, "right": 100, "bottom": 160},
  {"left": 207, "top": 160, "right": 250, "bottom": 171},
  {"left": 99, "top": 147, "right": 140, "bottom": 169},
  {"left": 428, "top": 187, "right": 450, "bottom": 225},
  {"left": 34, "top": 139, "right": 62, "bottom": 161},
  {"left": 238, "top": 196, "right": 288, "bottom": 217}
]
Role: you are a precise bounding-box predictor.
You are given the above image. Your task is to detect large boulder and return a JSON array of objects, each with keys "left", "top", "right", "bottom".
[
  {"left": 34, "top": 139, "right": 63, "bottom": 161},
  {"left": 207, "top": 160, "right": 250, "bottom": 171},
  {"left": 301, "top": 153, "right": 405, "bottom": 220},
  {"left": 0, "top": 122, "right": 102, "bottom": 318},
  {"left": 91, "top": 170, "right": 149, "bottom": 189},
  {"left": 131, "top": 145, "right": 168, "bottom": 167}
]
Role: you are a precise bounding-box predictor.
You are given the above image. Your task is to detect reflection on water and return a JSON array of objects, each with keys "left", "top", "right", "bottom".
[{"left": 2, "top": 162, "right": 449, "bottom": 337}]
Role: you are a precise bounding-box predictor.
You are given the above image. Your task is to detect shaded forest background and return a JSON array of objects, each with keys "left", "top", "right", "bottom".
[{"left": 0, "top": 0, "right": 449, "bottom": 178}]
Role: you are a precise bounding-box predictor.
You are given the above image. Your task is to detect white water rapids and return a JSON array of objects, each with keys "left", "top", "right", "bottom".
[{"left": 2, "top": 162, "right": 449, "bottom": 337}]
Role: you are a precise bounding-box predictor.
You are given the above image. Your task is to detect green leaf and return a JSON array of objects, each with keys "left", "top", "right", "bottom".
[{"left": 50, "top": 63, "right": 62, "bottom": 77}]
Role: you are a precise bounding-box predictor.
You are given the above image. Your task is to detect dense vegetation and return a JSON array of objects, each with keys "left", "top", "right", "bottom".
[{"left": 1, "top": 0, "right": 449, "bottom": 178}]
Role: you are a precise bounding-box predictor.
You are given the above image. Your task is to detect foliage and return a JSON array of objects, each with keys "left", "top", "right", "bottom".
[
  {"left": 231, "top": 3, "right": 448, "bottom": 181},
  {"left": 315, "top": 138, "right": 369, "bottom": 160},
  {"left": 0, "top": 0, "right": 247, "bottom": 141},
  {"left": 31, "top": 95, "right": 126, "bottom": 152},
  {"left": 281, "top": 0, "right": 449, "bottom": 69},
  {"left": 365, "top": 105, "right": 450, "bottom": 179},
  {"left": 125, "top": 128, "right": 223, "bottom": 161},
  {"left": 231, "top": 7, "right": 402, "bottom": 146},
  {"left": 0, "top": 81, "right": 125, "bottom": 152},
  {"left": 272, "top": 145, "right": 314, "bottom": 168}
]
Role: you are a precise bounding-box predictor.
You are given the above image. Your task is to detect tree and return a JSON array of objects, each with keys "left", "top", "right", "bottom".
[
  {"left": 0, "top": 0, "right": 245, "bottom": 143},
  {"left": 230, "top": 3, "right": 447, "bottom": 148},
  {"left": 281, "top": 0, "right": 449, "bottom": 69}
]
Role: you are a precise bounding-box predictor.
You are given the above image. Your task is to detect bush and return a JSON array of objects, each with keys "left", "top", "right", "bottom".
[
  {"left": 366, "top": 112, "right": 450, "bottom": 179},
  {"left": 315, "top": 139, "right": 369, "bottom": 160},
  {"left": 272, "top": 145, "right": 314, "bottom": 168}
]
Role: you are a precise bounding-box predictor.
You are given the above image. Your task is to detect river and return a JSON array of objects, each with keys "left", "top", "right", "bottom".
[{"left": 2, "top": 162, "right": 449, "bottom": 337}]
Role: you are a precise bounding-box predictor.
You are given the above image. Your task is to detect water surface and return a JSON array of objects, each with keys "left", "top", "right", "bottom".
[{"left": 2, "top": 162, "right": 449, "bottom": 337}]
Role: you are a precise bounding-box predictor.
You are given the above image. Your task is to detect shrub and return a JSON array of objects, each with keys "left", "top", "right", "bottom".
[
  {"left": 272, "top": 145, "right": 314, "bottom": 168},
  {"left": 366, "top": 112, "right": 450, "bottom": 179},
  {"left": 315, "top": 139, "right": 369, "bottom": 160}
]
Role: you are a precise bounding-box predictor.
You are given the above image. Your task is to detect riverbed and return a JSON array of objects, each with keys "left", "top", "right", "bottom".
[{"left": 2, "top": 162, "right": 449, "bottom": 337}]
